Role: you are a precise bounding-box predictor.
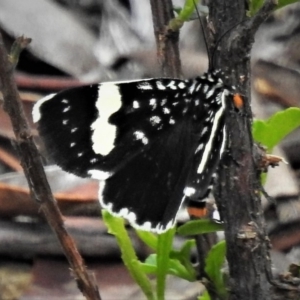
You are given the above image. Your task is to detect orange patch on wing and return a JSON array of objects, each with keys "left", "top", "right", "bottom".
[{"left": 187, "top": 206, "right": 207, "bottom": 218}]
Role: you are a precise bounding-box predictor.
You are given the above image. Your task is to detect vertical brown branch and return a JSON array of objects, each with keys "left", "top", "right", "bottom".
[
  {"left": 209, "top": 0, "right": 277, "bottom": 299},
  {"left": 0, "top": 35, "right": 101, "bottom": 300},
  {"left": 149, "top": 0, "right": 182, "bottom": 78}
]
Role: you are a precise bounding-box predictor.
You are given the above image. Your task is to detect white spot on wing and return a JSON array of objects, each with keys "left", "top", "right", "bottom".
[
  {"left": 134, "top": 131, "right": 144, "bottom": 139},
  {"left": 178, "top": 82, "right": 186, "bottom": 89},
  {"left": 163, "top": 107, "right": 170, "bottom": 114},
  {"left": 133, "top": 131, "right": 149, "bottom": 145},
  {"left": 88, "top": 169, "right": 112, "bottom": 180},
  {"left": 202, "top": 85, "right": 209, "bottom": 93},
  {"left": 133, "top": 101, "right": 140, "bottom": 109},
  {"left": 184, "top": 187, "right": 196, "bottom": 197},
  {"left": 91, "top": 83, "right": 122, "bottom": 156},
  {"left": 206, "top": 87, "right": 216, "bottom": 98},
  {"left": 156, "top": 81, "right": 166, "bottom": 90},
  {"left": 201, "top": 127, "right": 208, "bottom": 136},
  {"left": 149, "top": 98, "right": 157, "bottom": 109},
  {"left": 195, "top": 143, "right": 204, "bottom": 153},
  {"left": 161, "top": 99, "right": 167, "bottom": 106},
  {"left": 207, "top": 75, "right": 214, "bottom": 82},
  {"left": 32, "top": 93, "right": 56, "bottom": 123},
  {"left": 213, "top": 210, "right": 221, "bottom": 221},
  {"left": 137, "top": 82, "right": 152, "bottom": 90},
  {"left": 150, "top": 116, "right": 161, "bottom": 125},
  {"left": 189, "top": 82, "right": 196, "bottom": 93},
  {"left": 63, "top": 106, "right": 71, "bottom": 112},
  {"left": 167, "top": 81, "right": 177, "bottom": 90}
]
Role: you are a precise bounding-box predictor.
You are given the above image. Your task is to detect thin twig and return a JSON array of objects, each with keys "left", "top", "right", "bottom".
[
  {"left": 249, "top": 0, "right": 278, "bottom": 36},
  {"left": 0, "top": 34, "right": 101, "bottom": 300}
]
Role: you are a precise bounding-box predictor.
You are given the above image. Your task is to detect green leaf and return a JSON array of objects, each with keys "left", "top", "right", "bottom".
[
  {"left": 249, "top": 0, "right": 299, "bottom": 17},
  {"left": 249, "top": 0, "right": 264, "bottom": 16},
  {"left": 205, "top": 241, "right": 227, "bottom": 299},
  {"left": 156, "top": 227, "right": 176, "bottom": 300},
  {"left": 252, "top": 107, "right": 300, "bottom": 152},
  {"left": 136, "top": 230, "right": 158, "bottom": 251},
  {"left": 170, "top": 240, "right": 197, "bottom": 281},
  {"left": 142, "top": 254, "right": 195, "bottom": 281},
  {"left": 178, "top": 239, "right": 196, "bottom": 258},
  {"left": 102, "top": 210, "right": 155, "bottom": 300},
  {"left": 277, "top": 0, "right": 299, "bottom": 10},
  {"left": 177, "top": 0, "right": 200, "bottom": 21},
  {"left": 198, "top": 291, "right": 211, "bottom": 300},
  {"left": 177, "top": 219, "right": 224, "bottom": 236},
  {"left": 171, "top": 239, "right": 196, "bottom": 262},
  {"left": 169, "top": 0, "right": 204, "bottom": 31}
]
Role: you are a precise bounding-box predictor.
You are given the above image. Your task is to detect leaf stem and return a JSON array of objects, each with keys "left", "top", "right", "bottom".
[{"left": 102, "top": 210, "right": 155, "bottom": 300}]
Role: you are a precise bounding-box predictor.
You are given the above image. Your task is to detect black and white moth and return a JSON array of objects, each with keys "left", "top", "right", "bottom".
[{"left": 32, "top": 71, "right": 232, "bottom": 233}]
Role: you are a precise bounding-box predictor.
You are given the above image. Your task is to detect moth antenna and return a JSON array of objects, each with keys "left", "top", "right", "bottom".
[
  {"left": 193, "top": 1, "right": 213, "bottom": 71},
  {"left": 193, "top": 1, "right": 246, "bottom": 72}
]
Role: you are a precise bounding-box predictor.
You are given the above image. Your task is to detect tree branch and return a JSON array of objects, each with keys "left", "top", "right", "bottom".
[
  {"left": 149, "top": 0, "right": 182, "bottom": 78},
  {"left": 209, "top": 0, "right": 277, "bottom": 299},
  {"left": 0, "top": 35, "right": 101, "bottom": 300}
]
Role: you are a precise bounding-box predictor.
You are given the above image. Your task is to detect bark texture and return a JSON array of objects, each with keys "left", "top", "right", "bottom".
[{"left": 209, "top": 1, "right": 277, "bottom": 300}]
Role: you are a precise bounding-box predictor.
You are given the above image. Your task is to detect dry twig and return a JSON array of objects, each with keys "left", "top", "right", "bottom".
[{"left": 0, "top": 34, "right": 101, "bottom": 300}]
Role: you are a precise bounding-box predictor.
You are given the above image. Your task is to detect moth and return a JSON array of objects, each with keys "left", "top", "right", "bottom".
[{"left": 32, "top": 70, "right": 237, "bottom": 233}]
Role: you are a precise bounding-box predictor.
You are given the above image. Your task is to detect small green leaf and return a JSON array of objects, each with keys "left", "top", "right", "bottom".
[
  {"left": 178, "top": 239, "right": 196, "bottom": 257},
  {"left": 136, "top": 229, "right": 158, "bottom": 251},
  {"left": 169, "top": 0, "right": 203, "bottom": 31},
  {"left": 177, "top": 0, "right": 200, "bottom": 21},
  {"left": 252, "top": 107, "right": 300, "bottom": 152},
  {"left": 102, "top": 210, "right": 155, "bottom": 300},
  {"left": 198, "top": 290, "right": 211, "bottom": 300},
  {"left": 205, "top": 241, "right": 227, "bottom": 299},
  {"left": 277, "top": 0, "right": 299, "bottom": 10},
  {"left": 170, "top": 240, "right": 197, "bottom": 281},
  {"left": 177, "top": 219, "right": 224, "bottom": 236},
  {"left": 249, "top": 0, "right": 264, "bottom": 16},
  {"left": 142, "top": 254, "right": 195, "bottom": 281},
  {"left": 250, "top": 0, "right": 299, "bottom": 17},
  {"left": 171, "top": 239, "right": 196, "bottom": 263}
]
